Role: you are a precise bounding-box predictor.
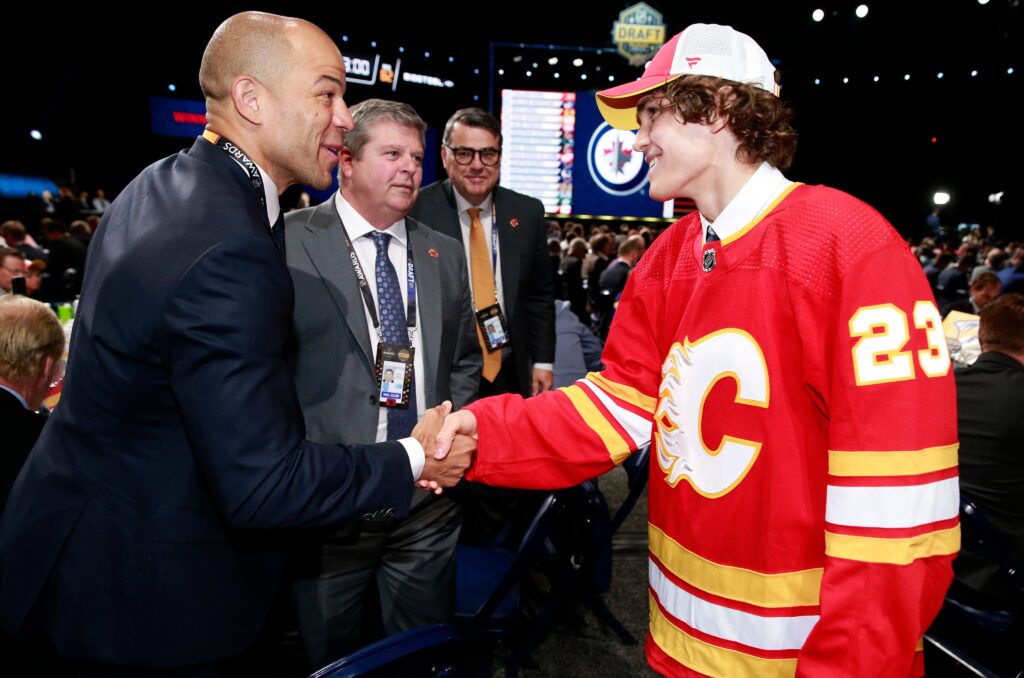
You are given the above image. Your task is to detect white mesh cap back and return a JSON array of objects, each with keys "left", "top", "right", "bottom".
[{"left": 667, "top": 24, "right": 778, "bottom": 94}]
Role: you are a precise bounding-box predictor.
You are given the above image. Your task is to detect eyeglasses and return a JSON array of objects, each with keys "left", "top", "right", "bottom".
[{"left": 445, "top": 144, "right": 501, "bottom": 167}]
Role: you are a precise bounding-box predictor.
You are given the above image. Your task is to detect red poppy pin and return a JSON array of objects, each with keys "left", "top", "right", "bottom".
[
  {"left": 510, "top": 218, "right": 519, "bottom": 228},
  {"left": 428, "top": 248, "right": 439, "bottom": 258}
]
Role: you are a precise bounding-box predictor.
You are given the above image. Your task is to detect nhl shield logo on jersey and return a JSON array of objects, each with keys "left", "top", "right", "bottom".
[
  {"left": 655, "top": 330, "right": 769, "bottom": 497},
  {"left": 702, "top": 247, "right": 716, "bottom": 272}
]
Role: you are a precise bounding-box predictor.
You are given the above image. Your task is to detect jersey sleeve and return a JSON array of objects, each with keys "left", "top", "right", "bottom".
[
  {"left": 465, "top": 237, "right": 671, "bottom": 489},
  {"left": 796, "top": 239, "right": 958, "bottom": 676}
]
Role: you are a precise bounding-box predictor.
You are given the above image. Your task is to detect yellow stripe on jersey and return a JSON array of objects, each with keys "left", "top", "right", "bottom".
[
  {"left": 559, "top": 385, "right": 631, "bottom": 463},
  {"left": 650, "top": 525, "right": 823, "bottom": 608},
  {"left": 585, "top": 372, "right": 657, "bottom": 413},
  {"left": 824, "top": 525, "right": 960, "bottom": 565},
  {"left": 650, "top": 594, "right": 798, "bottom": 678},
  {"left": 916, "top": 637, "right": 924, "bottom": 652},
  {"left": 828, "top": 444, "right": 958, "bottom": 477},
  {"left": 721, "top": 183, "right": 802, "bottom": 247}
]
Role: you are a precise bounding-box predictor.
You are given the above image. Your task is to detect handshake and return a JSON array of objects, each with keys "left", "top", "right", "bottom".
[{"left": 410, "top": 401, "right": 479, "bottom": 494}]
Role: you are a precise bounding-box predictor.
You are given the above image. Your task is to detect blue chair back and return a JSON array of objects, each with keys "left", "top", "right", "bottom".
[
  {"left": 308, "top": 624, "right": 463, "bottom": 678},
  {"left": 610, "top": 445, "right": 650, "bottom": 535},
  {"left": 456, "top": 492, "right": 560, "bottom": 625}
]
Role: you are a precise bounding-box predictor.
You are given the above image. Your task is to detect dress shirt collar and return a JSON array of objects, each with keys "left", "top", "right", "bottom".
[
  {"left": 699, "top": 162, "right": 792, "bottom": 245},
  {"left": 0, "top": 384, "right": 30, "bottom": 410},
  {"left": 453, "top": 188, "right": 493, "bottom": 219},
  {"left": 334, "top": 193, "right": 408, "bottom": 247}
]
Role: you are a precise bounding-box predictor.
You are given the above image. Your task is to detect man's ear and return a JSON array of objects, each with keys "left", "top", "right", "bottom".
[
  {"left": 230, "top": 75, "right": 263, "bottom": 125},
  {"left": 338, "top": 147, "right": 355, "bottom": 181}
]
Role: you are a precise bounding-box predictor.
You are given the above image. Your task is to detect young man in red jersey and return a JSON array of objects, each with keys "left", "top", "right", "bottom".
[{"left": 435, "top": 23, "right": 958, "bottom": 677}]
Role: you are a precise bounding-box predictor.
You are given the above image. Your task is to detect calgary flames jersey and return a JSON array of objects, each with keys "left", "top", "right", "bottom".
[{"left": 465, "top": 183, "right": 959, "bottom": 677}]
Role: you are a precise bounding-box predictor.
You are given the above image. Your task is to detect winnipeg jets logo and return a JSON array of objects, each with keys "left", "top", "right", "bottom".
[
  {"left": 603, "top": 136, "right": 634, "bottom": 176},
  {"left": 587, "top": 123, "right": 648, "bottom": 196},
  {"left": 655, "top": 331, "right": 769, "bottom": 497}
]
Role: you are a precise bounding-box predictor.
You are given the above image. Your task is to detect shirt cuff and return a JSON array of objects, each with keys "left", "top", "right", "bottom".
[
  {"left": 399, "top": 437, "right": 425, "bottom": 480},
  {"left": 533, "top": 363, "right": 554, "bottom": 372}
]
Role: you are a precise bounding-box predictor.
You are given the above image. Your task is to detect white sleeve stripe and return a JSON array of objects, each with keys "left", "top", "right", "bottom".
[
  {"left": 649, "top": 559, "right": 819, "bottom": 651},
  {"left": 825, "top": 477, "right": 960, "bottom": 529},
  {"left": 579, "top": 379, "right": 652, "bottom": 448}
]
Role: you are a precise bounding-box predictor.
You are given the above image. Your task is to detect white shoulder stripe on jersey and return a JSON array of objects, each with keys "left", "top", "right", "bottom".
[
  {"left": 649, "top": 559, "right": 819, "bottom": 652},
  {"left": 579, "top": 378, "right": 653, "bottom": 449},
  {"left": 825, "top": 477, "right": 959, "bottom": 529}
]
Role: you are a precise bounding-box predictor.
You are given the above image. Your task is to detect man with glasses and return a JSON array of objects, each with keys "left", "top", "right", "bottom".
[{"left": 410, "top": 107, "right": 555, "bottom": 543}]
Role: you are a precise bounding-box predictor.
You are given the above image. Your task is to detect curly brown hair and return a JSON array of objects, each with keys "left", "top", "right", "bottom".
[{"left": 659, "top": 75, "right": 797, "bottom": 170}]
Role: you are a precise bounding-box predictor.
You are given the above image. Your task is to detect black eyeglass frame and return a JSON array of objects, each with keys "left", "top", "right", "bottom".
[{"left": 444, "top": 144, "right": 502, "bottom": 166}]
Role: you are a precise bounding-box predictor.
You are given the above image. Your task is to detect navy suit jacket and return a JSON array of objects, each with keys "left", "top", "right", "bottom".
[
  {"left": 0, "top": 389, "right": 46, "bottom": 514},
  {"left": 954, "top": 352, "right": 1024, "bottom": 600},
  {"left": 408, "top": 180, "right": 554, "bottom": 397},
  {"left": 0, "top": 137, "right": 413, "bottom": 667}
]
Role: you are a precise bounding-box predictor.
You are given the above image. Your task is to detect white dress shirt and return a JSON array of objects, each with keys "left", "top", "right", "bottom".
[
  {"left": 335, "top": 194, "right": 427, "bottom": 476},
  {"left": 700, "top": 162, "right": 793, "bottom": 245}
]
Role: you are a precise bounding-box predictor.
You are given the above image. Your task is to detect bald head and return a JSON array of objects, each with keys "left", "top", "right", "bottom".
[{"left": 199, "top": 11, "right": 321, "bottom": 107}]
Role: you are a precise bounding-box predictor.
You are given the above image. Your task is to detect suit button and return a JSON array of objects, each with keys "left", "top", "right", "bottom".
[{"left": 369, "top": 394, "right": 377, "bottom": 405}]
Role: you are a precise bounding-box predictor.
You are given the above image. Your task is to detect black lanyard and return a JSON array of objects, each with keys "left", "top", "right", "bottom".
[
  {"left": 340, "top": 226, "right": 417, "bottom": 343},
  {"left": 202, "top": 131, "right": 269, "bottom": 214}
]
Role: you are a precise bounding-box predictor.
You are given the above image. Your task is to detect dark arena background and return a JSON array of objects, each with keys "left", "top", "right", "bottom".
[{"left": 2, "top": 1, "right": 1019, "bottom": 238}]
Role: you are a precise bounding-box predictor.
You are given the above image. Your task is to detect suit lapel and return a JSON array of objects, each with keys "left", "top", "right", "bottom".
[
  {"left": 439, "top": 180, "right": 465, "bottom": 244},
  {"left": 408, "top": 220, "right": 440, "bottom": 406},
  {"left": 301, "top": 201, "right": 375, "bottom": 372},
  {"left": 494, "top": 188, "right": 520, "bottom": 320}
]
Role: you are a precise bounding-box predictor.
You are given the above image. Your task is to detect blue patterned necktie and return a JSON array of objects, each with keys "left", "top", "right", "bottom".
[
  {"left": 368, "top": 231, "right": 417, "bottom": 439},
  {"left": 705, "top": 224, "right": 720, "bottom": 243}
]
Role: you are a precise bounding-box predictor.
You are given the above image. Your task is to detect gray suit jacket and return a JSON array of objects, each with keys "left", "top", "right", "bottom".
[{"left": 286, "top": 199, "right": 481, "bottom": 445}]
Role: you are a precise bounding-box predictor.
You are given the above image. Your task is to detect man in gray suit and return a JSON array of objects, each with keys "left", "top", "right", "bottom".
[{"left": 286, "top": 99, "right": 481, "bottom": 668}]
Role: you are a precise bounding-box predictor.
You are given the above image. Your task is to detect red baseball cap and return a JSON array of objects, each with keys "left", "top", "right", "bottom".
[{"left": 596, "top": 24, "right": 779, "bottom": 130}]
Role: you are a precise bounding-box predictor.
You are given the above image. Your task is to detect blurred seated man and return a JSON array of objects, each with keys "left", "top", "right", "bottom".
[
  {"left": 0, "top": 249, "right": 26, "bottom": 297},
  {"left": 558, "top": 237, "right": 589, "bottom": 324},
  {"left": 598, "top": 234, "right": 644, "bottom": 301},
  {"left": 23, "top": 260, "right": 45, "bottom": 299},
  {"left": 941, "top": 271, "right": 1000, "bottom": 317},
  {"left": 41, "top": 220, "right": 86, "bottom": 301},
  {"left": 998, "top": 248, "right": 1024, "bottom": 295},
  {"left": 0, "top": 296, "right": 65, "bottom": 512},
  {"left": 935, "top": 253, "right": 972, "bottom": 307},
  {"left": 553, "top": 299, "right": 603, "bottom": 388},
  {"left": 1, "top": 222, "right": 47, "bottom": 264},
  {"left": 954, "top": 293, "right": 1024, "bottom": 603}
]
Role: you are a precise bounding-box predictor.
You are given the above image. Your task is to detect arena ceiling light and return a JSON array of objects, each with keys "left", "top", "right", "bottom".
[
  {"left": 933, "top": 192, "right": 951, "bottom": 206},
  {"left": 855, "top": 4, "right": 869, "bottom": 18}
]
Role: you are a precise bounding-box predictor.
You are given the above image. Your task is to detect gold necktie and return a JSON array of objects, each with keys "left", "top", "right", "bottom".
[{"left": 468, "top": 207, "right": 501, "bottom": 382}]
